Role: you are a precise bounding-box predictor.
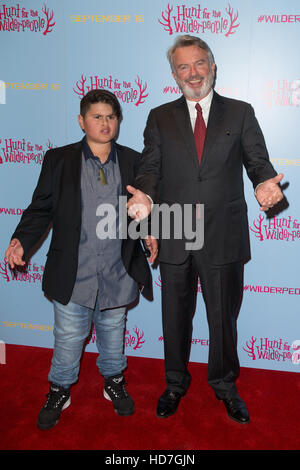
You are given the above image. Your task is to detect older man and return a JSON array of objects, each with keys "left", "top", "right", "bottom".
[{"left": 127, "top": 35, "right": 283, "bottom": 423}]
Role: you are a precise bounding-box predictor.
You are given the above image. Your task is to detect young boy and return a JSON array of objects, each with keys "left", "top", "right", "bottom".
[{"left": 5, "top": 89, "right": 157, "bottom": 430}]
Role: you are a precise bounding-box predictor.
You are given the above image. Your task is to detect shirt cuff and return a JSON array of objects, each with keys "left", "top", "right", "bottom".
[
  {"left": 146, "top": 194, "right": 154, "bottom": 210},
  {"left": 254, "top": 182, "right": 264, "bottom": 195}
]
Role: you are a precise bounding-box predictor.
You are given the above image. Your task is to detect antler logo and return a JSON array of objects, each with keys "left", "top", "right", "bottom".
[
  {"left": 0, "top": 259, "right": 10, "bottom": 283},
  {"left": 0, "top": 137, "right": 55, "bottom": 165},
  {"left": 250, "top": 214, "right": 300, "bottom": 242},
  {"left": 242, "top": 336, "right": 257, "bottom": 360},
  {"left": 158, "top": 3, "right": 240, "bottom": 37},
  {"left": 125, "top": 326, "right": 145, "bottom": 350},
  {"left": 243, "top": 336, "right": 295, "bottom": 363},
  {"left": 73, "top": 74, "right": 148, "bottom": 107},
  {"left": 0, "top": 258, "right": 44, "bottom": 284},
  {"left": 250, "top": 214, "right": 265, "bottom": 241},
  {"left": 41, "top": 3, "right": 55, "bottom": 35},
  {"left": 0, "top": 3, "right": 55, "bottom": 35}
]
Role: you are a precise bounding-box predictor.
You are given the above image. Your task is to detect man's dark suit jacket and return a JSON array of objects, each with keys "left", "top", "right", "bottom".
[
  {"left": 135, "top": 91, "right": 277, "bottom": 266},
  {"left": 12, "top": 140, "right": 152, "bottom": 305}
]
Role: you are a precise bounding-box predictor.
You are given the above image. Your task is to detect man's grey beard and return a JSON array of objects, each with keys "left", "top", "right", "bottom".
[{"left": 175, "top": 70, "right": 214, "bottom": 100}]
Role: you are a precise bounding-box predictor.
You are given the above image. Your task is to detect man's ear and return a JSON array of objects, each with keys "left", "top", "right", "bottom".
[{"left": 211, "top": 62, "right": 216, "bottom": 77}]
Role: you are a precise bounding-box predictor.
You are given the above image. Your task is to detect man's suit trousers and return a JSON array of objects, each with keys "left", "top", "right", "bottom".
[{"left": 160, "top": 252, "right": 243, "bottom": 399}]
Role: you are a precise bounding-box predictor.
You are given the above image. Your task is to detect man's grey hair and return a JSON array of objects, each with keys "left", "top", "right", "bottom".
[{"left": 167, "top": 35, "right": 215, "bottom": 72}]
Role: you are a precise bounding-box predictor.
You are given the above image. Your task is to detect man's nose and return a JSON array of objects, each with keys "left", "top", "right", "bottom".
[{"left": 190, "top": 64, "right": 197, "bottom": 76}]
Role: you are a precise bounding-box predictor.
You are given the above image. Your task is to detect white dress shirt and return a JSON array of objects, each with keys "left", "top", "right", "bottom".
[{"left": 186, "top": 89, "right": 213, "bottom": 130}]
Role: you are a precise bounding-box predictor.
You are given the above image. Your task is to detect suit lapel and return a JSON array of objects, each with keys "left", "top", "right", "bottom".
[
  {"left": 172, "top": 92, "right": 226, "bottom": 172},
  {"left": 63, "top": 141, "right": 82, "bottom": 224},
  {"left": 200, "top": 91, "right": 225, "bottom": 170},
  {"left": 68, "top": 141, "right": 82, "bottom": 185},
  {"left": 172, "top": 96, "right": 200, "bottom": 171}
]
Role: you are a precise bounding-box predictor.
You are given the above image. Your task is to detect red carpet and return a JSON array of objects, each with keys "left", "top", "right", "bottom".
[{"left": 0, "top": 344, "right": 299, "bottom": 451}]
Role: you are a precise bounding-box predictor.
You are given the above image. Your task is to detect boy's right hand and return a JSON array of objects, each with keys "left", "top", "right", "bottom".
[{"left": 5, "top": 238, "right": 25, "bottom": 269}]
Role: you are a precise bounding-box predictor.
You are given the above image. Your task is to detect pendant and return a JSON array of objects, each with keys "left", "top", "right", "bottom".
[{"left": 99, "top": 168, "right": 107, "bottom": 185}]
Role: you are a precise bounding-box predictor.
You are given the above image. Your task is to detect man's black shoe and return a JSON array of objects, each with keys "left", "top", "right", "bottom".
[
  {"left": 156, "top": 389, "right": 182, "bottom": 418},
  {"left": 219, "top": 396, "right": 250, "bottom": 424}
]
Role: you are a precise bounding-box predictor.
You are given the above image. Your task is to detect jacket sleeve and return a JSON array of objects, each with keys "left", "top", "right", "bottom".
[
  {"left": 134, "top": 109, "right": 162, "bottom": 202},
  {"left": 241, "top": 104, "right": 277, "bottom": 189},
  {"left": 11, "top": 150, "right": 54, "bottom": 257}
]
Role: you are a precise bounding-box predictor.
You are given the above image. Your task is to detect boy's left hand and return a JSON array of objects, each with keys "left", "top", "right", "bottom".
[{"left": 144, "top": 235, "right": 158, "bottom": 263}]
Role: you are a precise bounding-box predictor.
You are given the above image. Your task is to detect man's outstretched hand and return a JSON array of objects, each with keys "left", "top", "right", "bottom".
[
  {"left": 256, "top": 173, "right": 284, "bottom": 211},
  {"left": 126, "top": 185, "right": 152, "bottom": 222}
]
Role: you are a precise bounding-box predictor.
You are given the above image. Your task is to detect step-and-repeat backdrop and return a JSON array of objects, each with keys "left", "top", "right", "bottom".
[{"left": 1, "top": 0, "right": 299, "bottom": 373}]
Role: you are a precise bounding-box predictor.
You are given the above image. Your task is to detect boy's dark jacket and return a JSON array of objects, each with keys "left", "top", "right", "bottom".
[{"left": 12, "top": 140, "right": 152, "bottom": 304}]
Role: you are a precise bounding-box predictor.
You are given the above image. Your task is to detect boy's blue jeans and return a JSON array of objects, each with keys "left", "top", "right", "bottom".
[{"left": 48, "top": 296, "right": 127, "bottom": 388}]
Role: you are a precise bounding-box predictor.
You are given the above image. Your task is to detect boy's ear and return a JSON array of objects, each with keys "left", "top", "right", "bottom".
[{"left": 78, "top": 114, "right": 84, "bottom": 132}]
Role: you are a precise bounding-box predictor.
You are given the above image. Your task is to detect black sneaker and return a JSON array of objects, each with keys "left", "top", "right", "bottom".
[
  {"left": 37, "top": 383, "right": 71, "bottom": 430},
  {"left": 103, "top": 374, "right": 134, "bottom": 416}
]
